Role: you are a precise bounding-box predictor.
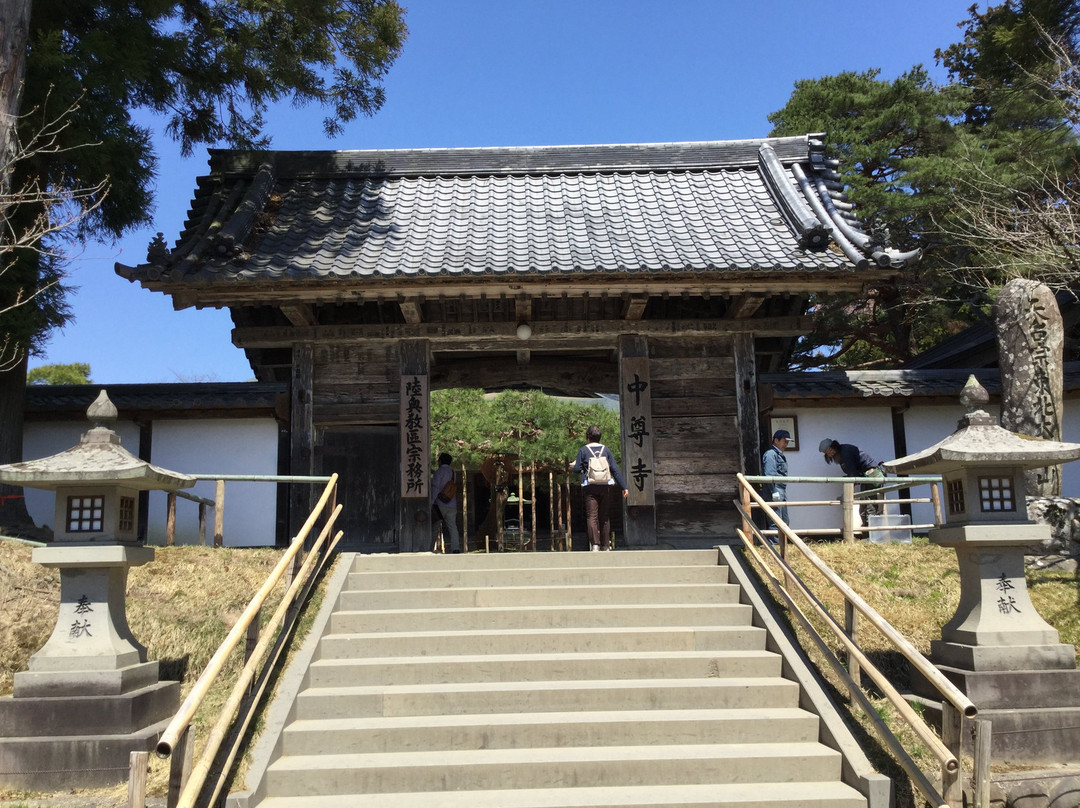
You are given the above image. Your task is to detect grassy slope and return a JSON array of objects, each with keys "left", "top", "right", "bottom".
[{"left": 1, "top": 538, "right": 1076, "bottom": 807}]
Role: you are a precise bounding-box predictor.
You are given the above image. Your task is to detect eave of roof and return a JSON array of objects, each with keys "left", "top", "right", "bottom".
[
  {"left": 761, "top": 363, "right": 1080, "bottom": 401},
  {"left": 23, "top": 382, "right": 286, "bottom": 417}
]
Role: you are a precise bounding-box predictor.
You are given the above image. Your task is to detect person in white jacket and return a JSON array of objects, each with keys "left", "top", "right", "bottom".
[{"left": 430, "top": 452, "right": 461, "bottom": 553}]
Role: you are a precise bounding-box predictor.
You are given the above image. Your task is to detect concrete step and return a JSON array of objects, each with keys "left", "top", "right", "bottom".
[
  {"left": 316, "top": 625, "right": 767, "bottom": 658},
  {"left": 254, "top": 780, "right": 866, "bottom": 808},
  {"left": 293, "top": 677, "right": 800, "bottom": 720},
  {"left": 304, "top": 649, "right": 782, "bottom": 687},
  {"left": 264, "top": 742, "right": 843, "bottom": 796},
  {"left": 345, "top": 564, "right": 729, "bottom": 590},
  {"left": 348, "top": 549, "right": 722, "bottom": 571},
  {"left": 328, "top": 603, "right": 753, "bottom": 633},
  {"left": 229, "top": 550, "right": 875, "bottom": 808},
  {"left": 280, "top": 707, "right": 821, "bottom": 755},
  {"left": 337, "top": 582, "right": 742, "bottom": 610}
]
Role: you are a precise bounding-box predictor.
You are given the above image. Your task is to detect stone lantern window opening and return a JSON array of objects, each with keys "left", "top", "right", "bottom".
[
  {"left": 978, "top": 475, "right": 1015, "bottom": 512},
  {"left": 66, "top": 495, "right": 105, "bottom": 533},
  {"left": 119, "top": 495, "right": 135, "bottom": 532},
  {"left": 946, "top": 478, "right": 966, "bottom": 516}
]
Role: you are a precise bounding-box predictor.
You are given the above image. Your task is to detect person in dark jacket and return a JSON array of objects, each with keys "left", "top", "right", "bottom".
[
  {"left": 818, "top": 438, "right": 886, "bottom": 523},
  {"left": 572, "top": 425, "right": 628, "bottom": 551}
]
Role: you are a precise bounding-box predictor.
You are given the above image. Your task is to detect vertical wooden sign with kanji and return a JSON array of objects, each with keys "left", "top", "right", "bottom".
[
  {"left": 620, "top": 356, "right": 655, "bottom": 507},
  {"left": 400, "top": 371, "right": 429, "bottom": 499}
]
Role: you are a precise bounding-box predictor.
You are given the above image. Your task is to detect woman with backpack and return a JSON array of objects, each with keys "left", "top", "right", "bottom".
[{"left": 572, "top": 426, "right": 628, "bottom": 551}]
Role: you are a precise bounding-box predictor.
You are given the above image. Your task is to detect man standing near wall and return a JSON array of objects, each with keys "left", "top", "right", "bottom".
[{"left": 762, "top": 430, "right": 790, "bottom": 534}]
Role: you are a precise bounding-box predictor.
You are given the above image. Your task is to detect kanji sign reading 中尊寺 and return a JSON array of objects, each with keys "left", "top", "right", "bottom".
[
  {"left": 400, "top": 373, "right": 429, "bottom": 497},
  {"left": 620, "top": 356, "right": 654, "bottom": 507}
]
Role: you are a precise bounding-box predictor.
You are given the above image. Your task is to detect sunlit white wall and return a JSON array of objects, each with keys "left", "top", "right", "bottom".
[{"left": 146, "top": 419, "right": 279, "bottom": 547}]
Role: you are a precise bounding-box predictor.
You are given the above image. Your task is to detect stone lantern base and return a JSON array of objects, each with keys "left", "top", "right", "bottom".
[
  {"left": 911, "top": 528, "right": 1080, "bottom": 764},
  {"left": 0, "top": 546, "right": 180, "bottom": 790}
]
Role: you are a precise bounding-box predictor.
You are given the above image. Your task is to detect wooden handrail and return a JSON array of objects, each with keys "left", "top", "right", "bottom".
[
  {"left": 156, "top": 474, "right": 339, "bottom": 758},
  {"left": 176, "top": 506, "right": 343, "bottom": 808},
  {"left": 740, "top": 531, "right": 949, "bottom": 808},
  {"left": 738, "top": 474, "right": 974, "bottom": 717},
  {"left": 735, "top": 473, "right": 977, "bottom": 808}
]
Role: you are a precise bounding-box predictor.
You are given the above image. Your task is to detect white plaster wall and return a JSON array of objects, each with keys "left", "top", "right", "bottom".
[
  {"left": 774, "top": 405, "right": 897, "bottom": 532},
  {"left": 21, "top": 420, "right": 142, "bottom": 534},
  {"left": 145, "top": 419, "right": 279, "bottom": 547},
  {"left": 1063, "top": 402, "right": 1080, "bottom": 497}
]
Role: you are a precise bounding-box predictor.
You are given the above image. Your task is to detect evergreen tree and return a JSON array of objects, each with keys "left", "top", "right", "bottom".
[
  {"left": 27, "top": 362, "right": 91, "bottom": 385},
  {"left": 0, "top": 0, "right": 407, "bottom": 531},
  {"left": 768, "top": 0, "right": 1080, "bottom": 369}
]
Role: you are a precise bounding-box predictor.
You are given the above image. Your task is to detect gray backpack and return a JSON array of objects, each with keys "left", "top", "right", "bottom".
[{"left": 586, "top": 445, "right": 612, "bottom": 484}]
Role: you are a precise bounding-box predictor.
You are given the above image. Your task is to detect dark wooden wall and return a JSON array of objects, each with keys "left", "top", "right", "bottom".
[{"left": 649, "top": 336, "right": 742, "bottom": 541}]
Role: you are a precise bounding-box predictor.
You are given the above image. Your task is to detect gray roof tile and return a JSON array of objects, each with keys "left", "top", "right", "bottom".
[
  {"left": 116, "top": 136, "right": 915, "bottom": 286},
  {"left": 761, "top": 364, "right": 1080, "bottom": 400}
]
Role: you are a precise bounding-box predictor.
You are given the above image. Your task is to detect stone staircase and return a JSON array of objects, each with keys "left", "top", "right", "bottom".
[{"left": 228, "top": 547, "right": 889, "bottom": 808}]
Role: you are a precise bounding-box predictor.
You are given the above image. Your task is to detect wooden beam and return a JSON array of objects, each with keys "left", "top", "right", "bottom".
[
  {"left": 233, "top": 315, "right": 814, "bottom": 348},
  {"left": 140, "top": 273, "right": 885, "bottom": 310},
  {"left": 433, "top": 356, "right": 617, "bottom": 394},
  {"left": 289, "top": 342, "right": 315, "bottom": 542},
  {"left": 516, "top": 349, "right": 531, "bottom": 365},
  {"left": 728, "top": 294, "right": 765, "bottom": 319},
  {"left": 280, "top": 303, "right": 317, "bottom": 326},
  {"left": 399, "top": 300, "right": 423, "bottom": 324},
  {"left": 732, "top": 332, "right": 760, "bottom": 479},
  {"left": 622, "top": 294, "right": 648, "bottom": 320}
]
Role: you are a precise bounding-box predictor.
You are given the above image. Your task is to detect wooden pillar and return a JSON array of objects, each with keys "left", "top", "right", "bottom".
[
  {"left": 289, "top": 342, "right": 315, "bottom": 543},
  {"left": 618, "top": 334, "right": 656, "bottom": 546},
  {"left": 399, "top": 340, "right": 430, "bottom": 553},
  {"left": 732, "top": 332, "right": 761, "bottom": 480}
]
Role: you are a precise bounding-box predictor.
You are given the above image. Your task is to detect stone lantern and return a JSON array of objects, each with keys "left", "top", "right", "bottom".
[
  {"left": 888, "top": 375, "right": 1080, "bottom": 762},
  {"left": 0, "top": 390, "right": 193, "bottom": 789}
]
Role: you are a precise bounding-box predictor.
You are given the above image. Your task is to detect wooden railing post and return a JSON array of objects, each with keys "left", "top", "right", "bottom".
[
  {"left": 841, "top": 482, "right": 855, "bottom": 543},
  {"left": 197, "top": 503, "right": 207, "bottom": 546},
  {"left": 941, "top": 701, "right": 963, "bottom": 808},
  {"left": 931, "top": 480, "right": 944, "bottom": 527},
  {"left": 973, "top": 717, "right": 992, "bottom": 808},
  {"left": 213, "top": 479, "right": 225, "bottom": 547},
  {"left": 740, "top": 483, "right": 752, "bottom": 537},
  {"left": 128, "top": 750, "right": 148, "bottom": 808},
  {"left": 167, "top": 726, "right": 194, "bottom": 808},
  {"left": 844, "top": 600, "right": 861, "bottom": 709},
  {"left": 166, "top": 493, "right": 177, "bottom": 547}
]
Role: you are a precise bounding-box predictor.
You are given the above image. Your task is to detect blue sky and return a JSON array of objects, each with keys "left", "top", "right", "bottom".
[{"left": 35, "top": 0, "right": 980, "bottom": 384}]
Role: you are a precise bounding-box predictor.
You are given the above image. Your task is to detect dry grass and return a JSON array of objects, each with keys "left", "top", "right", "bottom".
[{"left": 0, "top": 539, "right": 332, "bottom": 808}]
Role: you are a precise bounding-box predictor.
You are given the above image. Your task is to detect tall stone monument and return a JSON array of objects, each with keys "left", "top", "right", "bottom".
[
  {"left": 994, "top": 278, "right": 1064, "bottom": 496},
  {"left": 0, "top": 390, "right": 192, "bottom": 789}
]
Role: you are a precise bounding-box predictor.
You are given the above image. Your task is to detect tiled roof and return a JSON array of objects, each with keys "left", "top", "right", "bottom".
[
  {"left": 761, "top": 363, "right": 1080, "bottom": 400},
  {"left": 116, "top": 136, "right": 919, "bottom": 287},
  {"left": 23, "top": 382, "right": 286, "bottom": 416}
]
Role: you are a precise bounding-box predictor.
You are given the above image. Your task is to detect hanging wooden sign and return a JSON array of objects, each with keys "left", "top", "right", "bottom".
[
  {"left": 620, "top": 355, "right": 655, "bottom": 507},
  {"left": 400, "top": 372, "right": 429, "bottom": 498}
]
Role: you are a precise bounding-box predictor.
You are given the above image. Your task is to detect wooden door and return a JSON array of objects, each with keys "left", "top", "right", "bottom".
[{"left": 318, "top": 426, "right": 400, "bottom": 552}]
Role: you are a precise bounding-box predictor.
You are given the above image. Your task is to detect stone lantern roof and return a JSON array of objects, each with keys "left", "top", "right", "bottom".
[
  {"left": 0, "top": 389, "right": 195, "bottom": 492},
  {"left": 885, "top": 375, "right": 1080, "bottom": 475}
]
